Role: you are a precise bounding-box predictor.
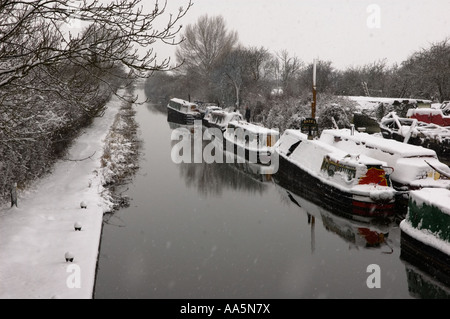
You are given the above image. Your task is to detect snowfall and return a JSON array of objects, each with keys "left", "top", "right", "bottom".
[
  {"left": 0, "top": 91, "right": 124, "bottom": 299},
  {"left": 1, "top": 90, "right": 450, "bottom": 299}
]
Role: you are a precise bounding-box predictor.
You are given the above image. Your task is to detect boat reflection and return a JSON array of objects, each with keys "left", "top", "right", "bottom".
[
  {"left": 145, "top": 101, "right": 167, "bottom": 116},
  {"left": 223, "top": 149, "right": 274, "bottom": 183},
  {"left": 274, "top": 178, "right": 396, "bottom": 254},
  {"left": 168, "top": 120, "right": 269, "bottom": 197},
  {"left": 400, "top": 259, "right": 450, "bottom": 299}
]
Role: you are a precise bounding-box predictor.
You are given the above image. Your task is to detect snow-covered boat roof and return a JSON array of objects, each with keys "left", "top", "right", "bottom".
[
  {"left": 320, "top": 128, "right": 437, "bottom": 158},
  {"left": 169, "top": 98, "right": 198, "bottom": 106},
  {"left": 210, "top": 110, "right": 242, "bottom": 119},
  {"left": 227, "top": 120, "right": 279, "bottom": 135},
  {"left": 279, "top": 129, "right": 387, "bottom": 167},
  {"left": 410, "top": 188, "right": 450, "bottom": 216}
]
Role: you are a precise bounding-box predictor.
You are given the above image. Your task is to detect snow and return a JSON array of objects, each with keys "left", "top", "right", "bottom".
[
  {"left": 408, "top": 188, "right": 450, "bottom": 217},
  {"left": 401, "top": 219, "right": 450, "bottom": 256},
  {"left": 345, "top": 96, "right": 432, "bottom": 111},
  {"left": 0, "top": 91, "right": 124, "bottom": 299}
]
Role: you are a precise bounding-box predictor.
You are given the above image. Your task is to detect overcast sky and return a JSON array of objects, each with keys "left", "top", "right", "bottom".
[{"left": 151, "top": 0, "right": 450, "bottom": 70}]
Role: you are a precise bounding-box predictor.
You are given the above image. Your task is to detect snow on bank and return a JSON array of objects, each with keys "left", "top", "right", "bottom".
[{"left": 0, "top": 91, "right": 125, "bottom": 299}]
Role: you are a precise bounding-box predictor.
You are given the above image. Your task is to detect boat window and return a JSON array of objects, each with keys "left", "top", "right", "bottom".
[
  {"left": 286, "top": 140, "right": 301, "bottom": 157},
  {"left": 169, "top": 100, "right": 181, "bottom": 111}
]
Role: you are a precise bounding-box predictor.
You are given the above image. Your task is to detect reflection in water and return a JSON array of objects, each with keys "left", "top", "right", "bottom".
[
  {"left": 169, "top": 120, "right": 269, "bottom": 197},
  {"left": 401, "top": 261, "right": 450, "bottom": 299},
  {"left": 400, "top": 232, "right": 450, "bottom": 297},
  {"left": 94, "top": 91, "right": 445, "bottom": 298},
  {"left": 146, "top": 100, "right": 167, "bottom": 115},
  {"left": 274, "top": 179, "right": 396, "bottom": 255}
]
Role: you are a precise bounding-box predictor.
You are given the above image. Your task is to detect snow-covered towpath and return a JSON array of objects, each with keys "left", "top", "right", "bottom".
[{"left": 0, "top": 92, "right": 123, "bottom": 299}]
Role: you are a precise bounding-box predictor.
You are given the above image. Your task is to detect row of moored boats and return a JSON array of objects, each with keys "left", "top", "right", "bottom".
[{"left": 167, "top": 97, "right": 450, "bottom": 285}]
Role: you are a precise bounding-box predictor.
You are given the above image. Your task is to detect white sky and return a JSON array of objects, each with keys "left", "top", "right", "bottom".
[{"left": 151, "top": 0, "right": 450, "bottom": 70}]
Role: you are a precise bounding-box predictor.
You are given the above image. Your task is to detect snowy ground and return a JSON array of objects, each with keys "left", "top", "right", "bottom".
[{"left": 0, "top": 91, "right": 126, "bottom": 299}]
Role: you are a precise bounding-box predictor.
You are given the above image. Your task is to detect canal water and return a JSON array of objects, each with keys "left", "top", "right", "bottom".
[{"left": 93, "top": 88, "right": 449, "bottom": 299}]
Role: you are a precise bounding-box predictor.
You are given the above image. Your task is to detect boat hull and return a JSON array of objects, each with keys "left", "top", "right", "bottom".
[
  {"left": 222, "top": 136, "right": 273, "bottom": 166},
  {"left": 400, "top": 230, "right": 450, "bottom": 288},
  {"left": 167, "top": 106, "right": 199, "bottom": 125},
  {"left": 275, "top": 155, "right": 395, "bottom": 221}
]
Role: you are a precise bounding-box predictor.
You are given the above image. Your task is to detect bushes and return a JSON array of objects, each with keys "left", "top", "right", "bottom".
[{"left": 0, "top": 72, "right": 119, "bottom": 205}]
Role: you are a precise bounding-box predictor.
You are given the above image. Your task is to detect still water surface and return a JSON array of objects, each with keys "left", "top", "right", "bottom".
[{"left": 94, "top": 89, "right": 449, "bottom": 299}]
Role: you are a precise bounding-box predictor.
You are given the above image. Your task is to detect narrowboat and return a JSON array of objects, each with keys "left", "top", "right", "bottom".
[
  {"left": 167, "top": 98, "right": 201, "bottom": 125},
  {"left": 204, "top": 109, "right": 243, "bottom": 132},
  {"left": 274, "top": 129, "right": 397, "bottom": 219},
  {"left": 400, "top": 188, "right": 450, "bottom": 287},
  {"left": 222, "top": 120, "right": 279, "bottom": 166}
]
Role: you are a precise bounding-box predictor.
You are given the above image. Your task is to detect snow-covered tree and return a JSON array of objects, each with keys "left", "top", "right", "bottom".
[{"left": 0, "top": 0, "right": 193, "bottom": 203}]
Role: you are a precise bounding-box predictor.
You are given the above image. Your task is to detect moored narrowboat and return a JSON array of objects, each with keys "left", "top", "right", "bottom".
[
  {"left": 222, "top": 120, "right": 279, "bottom": 166},
  {"left": 167, "top": 98, "right": 201, "bottom": 125},
  {"left": 274, "top": 129, "right": 397, "bottom": 220}
]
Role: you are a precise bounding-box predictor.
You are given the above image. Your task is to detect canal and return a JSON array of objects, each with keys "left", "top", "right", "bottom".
[{"left": 93, "top": 88, "right": 448, "bottom": 299}]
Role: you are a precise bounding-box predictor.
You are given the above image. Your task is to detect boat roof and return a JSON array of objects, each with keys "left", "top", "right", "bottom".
[
  {"left": 211, "top": 110, "right": 242, "bottom": 118},
  {"left": 281, "top": 130, "right": 387, "bottom": 166},
  {"left": 169, "top": 98, "right": 198, "bottom": 106},
  {"left": 228, "top": 120, "right": 279, "bottom": 135},
  {"left": 321, "top": 128, "right": 437, "bottom": 158}
]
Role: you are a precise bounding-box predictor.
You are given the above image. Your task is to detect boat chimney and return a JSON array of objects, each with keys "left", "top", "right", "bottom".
[
  {"left": 304, "top": 59, "right": 318, "bottom": 140},
  {"left": 312, "top": 59, "right": 317, "bottom": 119}
]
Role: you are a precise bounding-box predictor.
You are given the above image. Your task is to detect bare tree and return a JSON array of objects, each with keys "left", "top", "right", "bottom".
[
  {"left": 0, "top": 0, "right": 193, "bottom": 203},
  {"left": 399, "top": 38, "right": 450, "bottom": 102},
  {"left": 217, "top": 48, "right": 246, "bottom": 107},
  {"left": 175, "top": 14, "right": 238, "bottom": 82},
  {"left": 299, "top": 59, "right": 337, "bottom": 95},
  {"left": 273, "top": 50, "right": 303, "bottom": 96},
  {"left": 0, "top": 0, "right": 193, "bottom": 90}
]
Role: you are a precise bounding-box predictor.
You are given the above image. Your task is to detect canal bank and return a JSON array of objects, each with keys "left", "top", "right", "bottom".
[{"left": 0, "top": 87, "right": 139, "bottom": 299}]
